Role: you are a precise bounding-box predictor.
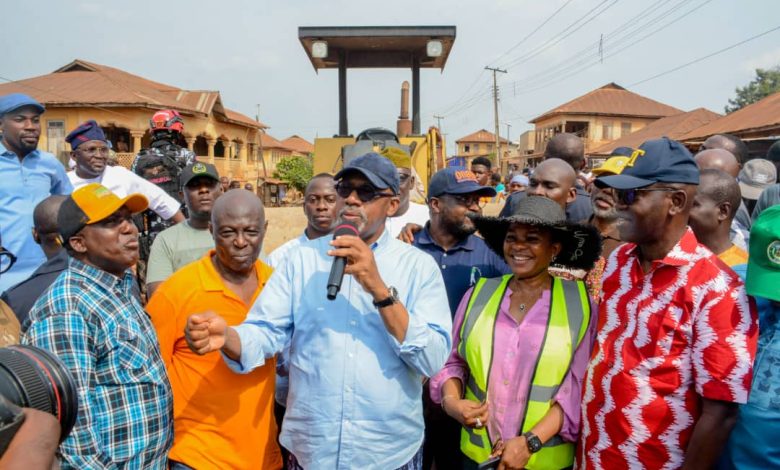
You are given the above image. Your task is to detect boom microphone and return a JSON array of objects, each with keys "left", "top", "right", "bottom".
[{"left": 327, "top": 221, "right": 360, "bottom": 300}]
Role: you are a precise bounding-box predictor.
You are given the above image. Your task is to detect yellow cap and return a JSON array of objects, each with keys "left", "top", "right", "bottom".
[
  {"left": 380, "top": 146, "right": 411, "bottom": 169},
  {"left": 72, "top": 183, "right": 148, "bottom": 224},
  {"left": 591, "top": 156, "right": 629, "bottom": 176}
]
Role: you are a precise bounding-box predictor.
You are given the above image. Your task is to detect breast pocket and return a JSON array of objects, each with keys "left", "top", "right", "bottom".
[{"left": 116, "top": 325, "right": 149, "bottom": 372}]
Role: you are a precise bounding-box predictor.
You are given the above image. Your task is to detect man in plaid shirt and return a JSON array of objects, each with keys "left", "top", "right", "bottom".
[{"left": 22, "top": 183, "right": 173, "bottom": 469}]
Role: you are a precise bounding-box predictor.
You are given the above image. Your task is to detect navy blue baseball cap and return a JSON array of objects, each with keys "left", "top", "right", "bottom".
[
  {"left": 596, "top": 137, "right": 699, "bottom": 190},
  {"left": 66, "top": 120, "right": 107, "bottom": 150},
  {"left": 0, "top": 93, "right": 45, "bottom": 116},
  {"left": 428, "top": 168, "right": 497, "bottom": 199},
  {"left": 334, "top": 152, "right": 400, "bottom": 195}
]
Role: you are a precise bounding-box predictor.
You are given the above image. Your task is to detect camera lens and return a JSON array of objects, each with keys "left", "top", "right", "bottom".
[{"left": 0, "top": 345, "right": 79, "bottom": 442}]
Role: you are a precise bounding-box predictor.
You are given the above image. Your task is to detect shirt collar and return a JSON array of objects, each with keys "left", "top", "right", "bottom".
[
  {"left": 0, "top": 140, "right": 39, "bottom": 160},
  {"left": 416, "top": 223, "right": 476, "bottom": 251},
  {"left": 624, "top": 227, "right": 698, "bottom": 267},
  {"left": 69, "top": 258, "right": 134, "bottom": 292},
  {"left": 34, "top": 250, "right": 70, "bottom": 275},
  {"left": 197, "top": 249, "right": 270, "bottom": 295}
]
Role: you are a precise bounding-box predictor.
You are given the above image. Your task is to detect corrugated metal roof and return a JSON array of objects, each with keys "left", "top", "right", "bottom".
[
  {"left": 455, "top": 129, "right": 509, "bottom": 144},
  {"left": 0, "top": 59, "right": 267, "bottom": 129},
  {"left": 680, "top": 91, "right": 780, "bottom": 141},
  {"left": 530, "top": 82, "right": 682, "bottom": 123},
  {"left": 589, "top": 108, "right": 722, "bottom": 155}
]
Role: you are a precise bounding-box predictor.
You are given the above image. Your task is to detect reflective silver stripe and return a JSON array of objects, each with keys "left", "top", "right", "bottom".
[
  {"left": 542, "top": 435, "right": 565, "bottom": 448},
  {"left": 466, "top": 376, "right": 486, "bottom": 402},
  {"left": 458, "top": 276, "right": 504, "bottom": 358},
  {"left": 560, "top": 279, "right": 585, "bottom": 351},
  {"left": 528, "top": 384, "right": 558, "bottom": 402}
]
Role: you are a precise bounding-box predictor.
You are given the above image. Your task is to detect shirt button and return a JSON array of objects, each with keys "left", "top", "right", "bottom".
[
  {"left": 443, "top": 253, "right": 447, "bottom": 257},
  {"left": 348, "top": 353, "right": 354, "bottom": 358},
  {"left": 503, "top": 380, "right": 509, "bottom": 385},
  {"left": 350, "top": 320, "right": 357, "bottom": 326},
  {"left": 441, "top": 265, "right": 447, "bottom": 269}
]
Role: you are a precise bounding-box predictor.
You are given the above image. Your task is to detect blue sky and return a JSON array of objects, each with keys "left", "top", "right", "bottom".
[{"left": 4, "top": 0, "right": 779, "bottom": 153}]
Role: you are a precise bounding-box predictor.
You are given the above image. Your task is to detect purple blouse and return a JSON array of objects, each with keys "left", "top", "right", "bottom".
[{"left": 429, "top": 283, "right": 596, "bottom": 443}]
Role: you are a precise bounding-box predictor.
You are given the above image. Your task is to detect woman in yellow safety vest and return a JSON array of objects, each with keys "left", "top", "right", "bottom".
[{"left": 430, "top": 195, "right": 602, "bottom": 470}]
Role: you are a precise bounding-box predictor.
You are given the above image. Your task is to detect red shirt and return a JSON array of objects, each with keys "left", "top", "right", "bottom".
[{"left": 578, "top": 228, "right": 757, "bottom": 470}]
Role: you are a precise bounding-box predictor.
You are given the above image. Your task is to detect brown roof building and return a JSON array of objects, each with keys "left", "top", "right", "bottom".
[
  {"left": 281, "top": 135, "right": 315, "bottom": 156},
  {"left": 681, "top": 90, "right": 780, "bottom": 142},
  {"left": 0, "top": 59, "right": 272, "bottom": 183},
  {"left": 454, "top": 129, "right": 510, "bottom": 167},
  {"left": 528, "top": 83, "right": 682, "bottom": 164},
  {"left": 589, "top": 108, "right": 722, "bottom": 156}
]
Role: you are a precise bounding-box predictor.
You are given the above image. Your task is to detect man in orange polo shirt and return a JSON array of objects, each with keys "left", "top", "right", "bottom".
[{"left": 147, "top": 189, "right": 282, "bottom": 469}]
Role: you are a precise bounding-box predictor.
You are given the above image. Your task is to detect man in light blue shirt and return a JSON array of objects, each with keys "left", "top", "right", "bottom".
[
  {"left": 0, "top": 93, "right": 72, "bottom": 294},
  {"left": 186, "top": 153, "right": 452, "bottom": 469}
]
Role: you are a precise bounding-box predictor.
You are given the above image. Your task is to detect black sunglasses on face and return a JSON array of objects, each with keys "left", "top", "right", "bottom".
[
  {"left": 615, "top": 187, "right": 678, "bottom": 205},
  {"left": 0, "top": 247, "right": 17, "bottom": 275},
  {"left": 335, "top": 182, "right": 394, "bottom": 203},
  {"left": 446, "top": 194, "right": 486, "bottom": 209}
]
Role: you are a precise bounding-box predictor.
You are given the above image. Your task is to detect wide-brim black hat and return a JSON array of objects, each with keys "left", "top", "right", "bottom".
[{"left": 473, "top": 195, "right": 602, "bottom": 271}]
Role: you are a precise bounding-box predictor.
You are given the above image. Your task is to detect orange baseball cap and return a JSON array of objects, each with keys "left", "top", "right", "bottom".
[{"left": 58, "top": 183, "right": 148, "bottom": 242}]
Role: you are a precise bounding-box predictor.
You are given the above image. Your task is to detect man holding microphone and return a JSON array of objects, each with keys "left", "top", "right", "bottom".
[{"left": 185, "top": 153, "right": 452, "bottom": 469}]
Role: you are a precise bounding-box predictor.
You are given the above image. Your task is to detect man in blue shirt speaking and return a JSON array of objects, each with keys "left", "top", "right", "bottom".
[
  {"left": 0, "top": 93, "right": 72, "bottom": 293},
  {"left": 186, "top": 152, "right": 452, "bottom": 470}
]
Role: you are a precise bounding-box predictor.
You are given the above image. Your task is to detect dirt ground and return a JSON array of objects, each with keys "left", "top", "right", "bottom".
[{"left": 263, "top": 200, "right": 506, "bottom": 253}]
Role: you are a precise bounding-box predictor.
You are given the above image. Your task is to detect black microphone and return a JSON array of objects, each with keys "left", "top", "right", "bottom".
[{"left": 327, "top": 221, "right": 360, "bottom": 300}]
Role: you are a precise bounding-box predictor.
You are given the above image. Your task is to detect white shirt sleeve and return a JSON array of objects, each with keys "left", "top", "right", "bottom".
[{"left": 122, "top": 168, "right": 181, "bottom": 220}]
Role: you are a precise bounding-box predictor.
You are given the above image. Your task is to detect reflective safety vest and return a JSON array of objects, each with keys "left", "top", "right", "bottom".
[{"left": 458, "top": 275, "right": 590, "bottom": 469}]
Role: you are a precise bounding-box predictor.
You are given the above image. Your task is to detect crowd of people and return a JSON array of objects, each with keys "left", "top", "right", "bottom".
[{"left": 0, "top": 90, "right": 779, "bottom": 470}]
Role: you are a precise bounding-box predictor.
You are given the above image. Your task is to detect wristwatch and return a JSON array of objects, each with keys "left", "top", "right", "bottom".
[
  {"left": 523, "top": 431, "right": 543, "bottom": 454},
  {"left": 373, "top": 286, "right": 399, "bottom": 308}
]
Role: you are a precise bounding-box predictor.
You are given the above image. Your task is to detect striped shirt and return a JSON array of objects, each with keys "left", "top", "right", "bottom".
[{"left": 22, "top": 258, "right": 172, "bottom": 469}]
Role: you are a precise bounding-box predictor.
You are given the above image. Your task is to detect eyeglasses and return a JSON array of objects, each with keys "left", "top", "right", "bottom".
[
  {"left": 77, "top": 146, "right": 110, "bottom": 156},
  {"left": 335, "top": 182, "right": 394, "bottom": 203},
  {"left": 0, "top": 247, "right": 17, "bottom": 275},
  {"left": 615, "top": 187, "right": 679, "bottom": 206},
  {"left": 446, "top": 194, "right": 487, "bottom": 209}
]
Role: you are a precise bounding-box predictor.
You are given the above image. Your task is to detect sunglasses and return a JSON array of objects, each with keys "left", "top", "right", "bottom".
[
  {"left": 335, "top": 182, "right": 394, "bottom": 203},
  {"left": 445, "top": 194, "right": 487, "bottom": 209},
  {"left": 615, "top": 187, "right": 679, "bottom": 205},
  {"left": 0, "top": 247, "right": 17, "bottom": 275}
]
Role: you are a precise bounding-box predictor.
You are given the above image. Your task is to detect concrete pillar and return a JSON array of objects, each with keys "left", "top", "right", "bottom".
[
  {"left": 223, "top": 139, "right": 232, "bottom": 159},
  {"left": 206, "top": 138, "right": 216, "bottom": 163},
  {"left": 130, "top": 130, "right": 145, "bottom": 153},
  {"left": 184, "top": 136, "right": 195, "bottom": 151},
  {"left": 239, "top": 142, "right": 248, "bottom": 166}
]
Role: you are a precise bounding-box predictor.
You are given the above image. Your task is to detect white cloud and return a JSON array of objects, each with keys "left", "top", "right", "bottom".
[{"left": 743, "top": 47, "right": 780, "bottom": 72}]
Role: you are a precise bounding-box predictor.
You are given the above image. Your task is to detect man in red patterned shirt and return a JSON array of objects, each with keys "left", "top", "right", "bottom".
[{"left": 578, "top": 137, "right": 758, "bottom": 470}]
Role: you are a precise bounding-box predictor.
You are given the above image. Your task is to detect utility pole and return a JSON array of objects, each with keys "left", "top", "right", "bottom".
[
  {"left": 485, "top": 66, "right": 507, "bottom": 171},
  {"left": 433, "top": 114, "right": 444, "bottom": 133},
  {"left": 504, "top": 122, "right": 512, "bottom": 144}
]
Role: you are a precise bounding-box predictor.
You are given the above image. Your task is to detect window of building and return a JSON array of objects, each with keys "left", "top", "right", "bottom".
[
  {"left": 474, "top": 143, "right": 480, "bottom": 153},
  {"left": 602, "top": 123, "right": 613, "bottom": 140},
  {"left": 487, "top": 144, "right": 493, "bottom": 153},
  {"left": 464, "top": 144, "right": 470, "bottom": 153},
  {"left": 621, "top": 122, "right": 632, "bottom": 137},
  {"left": 46, "top": 120, "right": 66, "bottom": 159}
]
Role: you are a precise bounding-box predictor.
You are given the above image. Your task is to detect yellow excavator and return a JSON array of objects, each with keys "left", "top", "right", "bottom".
[{"left": 298, "top": 26, "right": 456, "bottom": 193}]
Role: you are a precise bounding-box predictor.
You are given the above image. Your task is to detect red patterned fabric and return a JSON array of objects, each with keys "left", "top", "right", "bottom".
[{"left": 578, "top": 228, "right": 758, "bottom": 470}]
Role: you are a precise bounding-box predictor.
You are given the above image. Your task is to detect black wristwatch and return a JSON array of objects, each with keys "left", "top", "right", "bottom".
[
  {"left": 523, "top": 431, "right": 543, "bottom": 454},
  {"left": 373, "top": 286, "right": 399, "bottom": 308}
]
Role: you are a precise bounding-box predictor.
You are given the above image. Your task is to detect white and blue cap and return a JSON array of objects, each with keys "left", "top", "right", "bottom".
[
  {"left": 0, "top": 93, "right": 45, "bottom": 116},
  {"left": 596, "top": 137, "right": 699, "bottom": 190},
  {"left": 334, "top": 152, "right": 400, "bottom": 195}
]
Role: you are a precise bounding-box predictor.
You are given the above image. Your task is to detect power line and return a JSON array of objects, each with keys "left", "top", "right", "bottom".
[
  {"left": 489, "top": 0, "right": 577, "bottom": 66},
  {"left": 628, "top": 24, "right": 780, "bottom": 87}
]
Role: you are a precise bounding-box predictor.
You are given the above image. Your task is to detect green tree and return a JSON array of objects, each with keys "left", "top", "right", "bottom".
[
  {"left": 725, "top": 66, "right": 780, "bottom": 113},
  {"left": 273, "top": 155, "right": 313, "bottom": 192}
]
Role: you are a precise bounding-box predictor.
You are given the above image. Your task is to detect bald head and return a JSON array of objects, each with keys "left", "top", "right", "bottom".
[
  {"left": 210, "top": 189, "right": 266, "bottom": 275},
  {"left": 211, "top": 189, "right": 265, "bottom": 227},
  {"left": 527, "top": 158, "right": 577, "bottom": 209},
  {"left": 695, "top": 148, "right": 740, "bottom": 178},
  {"left": 33, "top": 195, "right": 67, "bottom": 259},
  {"left": 701, "top": 134, "right": 749, "bottom": 165},
  {"left": 698, "top": 169, "right": 742, "bottom": 218},
  {"left": 544, "top": 133, "right": 585, "bottom": 171}
]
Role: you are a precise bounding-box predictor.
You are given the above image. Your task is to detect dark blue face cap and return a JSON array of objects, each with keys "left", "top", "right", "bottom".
[
  {"left": 0, "top": 93, "right": 45, "bottom": 116},
  {"left": 428, "top": 168, "right": 497, "bottom": 199},
  {"left": 334, "top": 152, "right": 400, "bottom": 195},
  {"left": 596, "top": 137, "right": 699, "bottom": 189}
]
